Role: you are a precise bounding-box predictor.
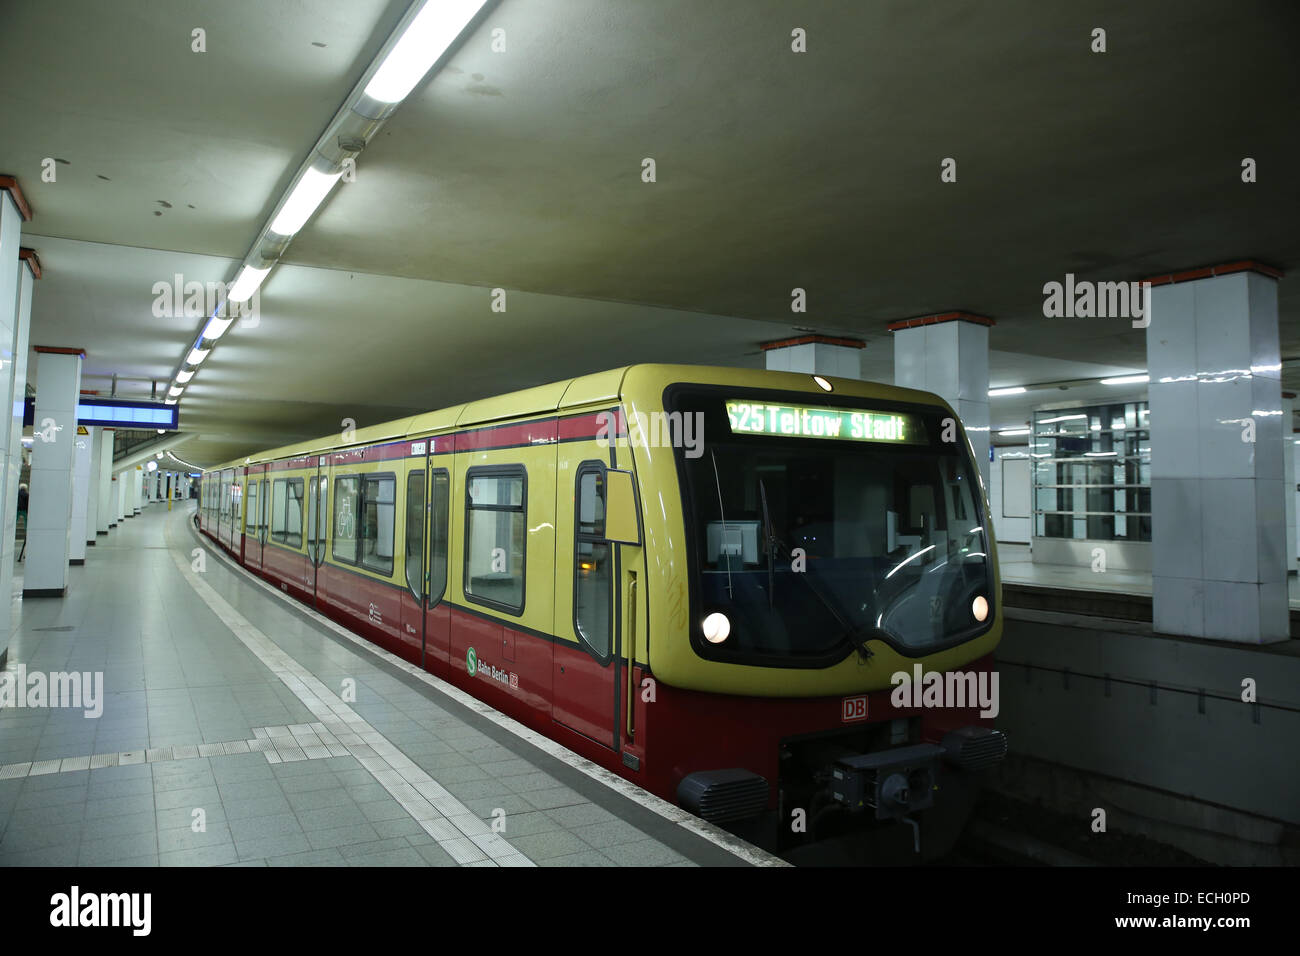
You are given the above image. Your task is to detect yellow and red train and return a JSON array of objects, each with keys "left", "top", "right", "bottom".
[{"left": 199, "top": 364, "right": 1005, "bottom": 858}]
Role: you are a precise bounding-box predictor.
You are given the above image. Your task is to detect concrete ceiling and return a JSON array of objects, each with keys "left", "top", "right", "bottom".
[{"left": 2, "top": 0, "right": 1296, "bottom": 466}]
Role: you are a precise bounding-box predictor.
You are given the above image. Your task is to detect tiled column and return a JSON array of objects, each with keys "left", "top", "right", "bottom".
[
  {"left": 100, "top": 432, "right": 116, "bottom": 530},
  {"left": 132, "top": 468, "right": 143, "bottom": 513},
  {"left": 1146, "top": 261, "right": 1287, "bottom": 643},
  {"left": 0, "top": 177, "right": 34, "bottom": 665},
  {"left": 24, "top": 347, "right": 85, "bottom": 597},
  {"left": 68, "top": 425, "right": 93, "bottom": 565},
  {"left": 86, "top": 426, "right": 103, "bottom": 545},
  {"left": 1284, "top": 393, "right": 1297, "bottom": 576},
  {"left": 890, "top": 312, "right": 993, "bottom": 489},
  {"left": 761, "top": 334, "right": 865, "bottom": 380},
  {"left": 114, "top": 472, "right": 125, "bottom": 523}
]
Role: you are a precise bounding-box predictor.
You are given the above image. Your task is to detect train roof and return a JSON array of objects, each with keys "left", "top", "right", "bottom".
[{"left": 204, "top": 363, "right": 947, "bottom": 472}]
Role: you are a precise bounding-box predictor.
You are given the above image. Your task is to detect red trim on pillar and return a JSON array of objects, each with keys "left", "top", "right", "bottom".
[
  {"left": 33, "top": 346, "right": 87, "bottom": 358},
  {"left": 0, "top": 175, "right": 32, "bottom": 221},
  {"left": 886, "top": 311, "right": 995, "bottom": 332},
  {"left": 759, "top": 334, "right": 866, "bottom": 351},
  {"left": 1143, "top": 260, "right": 1283, "bottom": 286},
  {"left": 18, "top": 248, "right": 41, "bottom": 279}
]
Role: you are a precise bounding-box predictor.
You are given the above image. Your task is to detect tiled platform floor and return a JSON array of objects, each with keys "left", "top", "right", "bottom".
[{"left": 0, "top": 504, "right": 768, "bottom": 867}]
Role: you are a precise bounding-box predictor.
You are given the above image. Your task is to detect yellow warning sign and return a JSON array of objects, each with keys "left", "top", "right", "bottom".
[{"left": 76, "top": 426, "right": 88, "bottom": 435}]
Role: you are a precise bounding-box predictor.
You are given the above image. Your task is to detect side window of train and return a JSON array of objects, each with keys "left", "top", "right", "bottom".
[
  {"left": 333, "top": 476, "right": 359, "bottom": 563},
  {"left": 574, "top": 463, "right": 612, "bottom": 659},
  {"left": 306, "top": 475, "right": 328, "bottom": 562},
  {"left": 464, "top": 467, "right": 526, "bottom": 614},
  {"left": 246, "top": 481, "right": 258, "bottom": 538},
  {"left": 360, "top": 474, "right": 396, "bottom": 576},
  {"left": 405, "top": 471, "right": 424, "bottom": 599},
  {"left": 272, "top": 478, "right": 304, "bottom": 548},
  {"left": 429, "top": 470, "right": 450, "bottom": 606}
]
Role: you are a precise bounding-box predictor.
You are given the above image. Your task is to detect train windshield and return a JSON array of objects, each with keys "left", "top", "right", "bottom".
[{"left": 670, "top": 388, "right": 994, "bottom": 666}]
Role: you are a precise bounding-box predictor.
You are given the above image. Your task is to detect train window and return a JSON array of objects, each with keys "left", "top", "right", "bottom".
[
  {"left": 464, "top": 467, "right": 526, "bottom": 614},
  {"left": 246, "top": 481, "right": 258, "bottom": 539},
  {"left": 333, "top": 476, "right": 359, "bottom": 563},
  {"left": 360, "top": 475, "right": 395, "bottom": 576},
  {"left": 429, "top": 470, "right": 450, "bottom": 606},
  {"left": 405, "top": 471, "right": 424, "bottom": 599},
  {"left": 574, "top": 464, "right": 612, "bottom": 659},
  {"left": 271, "top": 477, "right": 304, "bottom": 548}
]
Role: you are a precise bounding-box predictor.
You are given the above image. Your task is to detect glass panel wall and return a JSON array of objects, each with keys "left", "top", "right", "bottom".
[{"left": 1032, "top": 401, "right": 1150, "bottom": 542}]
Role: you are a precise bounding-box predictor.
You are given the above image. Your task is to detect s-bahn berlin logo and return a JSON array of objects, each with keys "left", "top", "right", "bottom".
[{"left": 466, "top": 647, "right": 518, "bottom": 689}]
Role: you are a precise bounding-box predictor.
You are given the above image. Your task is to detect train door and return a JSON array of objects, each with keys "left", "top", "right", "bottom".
[
  {"left": 305, "top": 458, "right": 327, "bottom": 606},
  {"left": 406, "top": 463, "right": 452, "bottom": 671},
  {"left": 245, "top": 468, "right": 264, "bottom": 571},
  {"left": 553, "top": 458, "right": 620, "bottom": 749}
]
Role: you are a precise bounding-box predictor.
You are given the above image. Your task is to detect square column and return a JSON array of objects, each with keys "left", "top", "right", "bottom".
[
  {"left": 1146, "top": 262, "right": 1286, "bottom": 643},
  {"left": 69, "top": 425, "right": 93, "bottom": 564},
  {"left": 25, "top": 347, "right": 85, "bottom": 597},
  {"left": 761, "top": 334, "right": 865, "bottom": 379},
  {"left": 0, "top": 178, "right": 35, "bottom": 664},
  {"left": 97, "top": 430, "right": 114, "bottom": 533},
  {"left": 890, "top": 312, "right": 993, "bottom": 488},
  {"left": 86, "top": 427, "right": 102, "bottom": 544},
  {"left": 1285, "top": 393, "right": 1297, "bottom": 575}
]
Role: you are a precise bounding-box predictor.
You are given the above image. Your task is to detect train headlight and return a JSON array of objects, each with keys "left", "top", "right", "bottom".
[
  {"left": 702, "top": 612, "right": 731, "bottom": 643},
  {"left": 971, "top": 595, "right": 989, "bottom": 622}
]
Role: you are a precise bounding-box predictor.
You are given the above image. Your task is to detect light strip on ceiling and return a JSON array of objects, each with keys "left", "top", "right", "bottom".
[
  {"left": 269, "top": 168, "right": 344, "bottom": 237},
  {"left": 227, "top": 265, "right": 270, "bottom": 304},
  {"left": 1100, "top": 374, "right": 1150, "bottom": 385},
  {"left": 365, "top": 0, "right": 490, "bottom": 103},
  {"left": 166, "top": 0, "right": 492, "bottom": 401},
  {"left": 989, "top": 386, "right": 1026, "bottom": 397}
]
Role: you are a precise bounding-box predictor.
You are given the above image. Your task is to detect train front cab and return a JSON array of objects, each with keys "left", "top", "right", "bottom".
[{"left": 620, "top": 365, "right": 1007, "bottom": 860}]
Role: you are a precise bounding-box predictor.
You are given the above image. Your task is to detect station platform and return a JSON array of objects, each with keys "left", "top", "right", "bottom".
[{"left": 0, "top": 504, "right": 780, "bottom": 868}]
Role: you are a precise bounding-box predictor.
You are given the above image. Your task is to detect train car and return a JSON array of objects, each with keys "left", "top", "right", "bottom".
[{"left": 198, "top": 364, "right": 1006, "bottom": 860}]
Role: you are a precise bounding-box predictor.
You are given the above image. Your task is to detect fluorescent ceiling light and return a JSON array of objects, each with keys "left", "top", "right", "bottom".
[
  {"left": 1040, "top": 413, "right": 1088, "bottom": 424},
  {"left": 1085, "top": 451, "right": 1118, "bottom": 457},
  {"left": 187, "top": 347, "right": 211, "bottom": 366},
  {"left": 270, "top": 169, "right": 343, "bottom": 237},
  {"left": 176, "top": 369, "right": 194, "bottom": 384},
  {"left": 1100, "top": 374, "right": 1149, "bottom": 386},
  {"left": 998, "top": 428, "right": 1031, "bottom": 436},
  {"left": 202, "top": 314, "right": 235, "bottom": 340},
  {"left": 168, "top": 385, "right": 183, "bottom": 398},
  {"left": 227, "top": 265, "right": 270, "bottom": 303},
  {"left": 989, "top": 386, "right": 1026, "bottom": 397},
  {"left": 365, "top": 0, "right": 488, "bottom": 103},
  {"left": 164, "top": 398, "right": 178, "bottom": 406}
]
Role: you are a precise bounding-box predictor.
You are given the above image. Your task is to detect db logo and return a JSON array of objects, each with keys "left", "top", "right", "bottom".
[
  {"left": 509, "top": 673, "right": 519, "bottom": 688},
  {"left": 841, "top": 695, "right": 868, "bottom": 722}
]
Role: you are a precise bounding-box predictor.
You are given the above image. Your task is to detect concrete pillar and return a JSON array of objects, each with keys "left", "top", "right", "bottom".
[
  {"left": 1284, "top": 394, "right": 1297, "bottom": 575},
  {"left": 132, "top": 468, "right": 143, "bottom": 513},
  {"left": 0, "top": 178, "right": 34, "bottom": 665},
  {"left": 24, "top": 347, "right": 85, "bottom": 597},
  {"left": 69, "top": 425, "right": 95, "bottom": 563},
  {"left": 761, "top": 334, "right": 865, "bottom": 379},
  {"left": 100, "top": 431, "right": 115, "bottom": 531},
  {"left": 87, "top": 426, "right": 103, "bottom": 544},
  {"left": 1146, "top": 261, "right": 1286, "bottom": 643},
  {"left": 891, "top": 312, "right": 993, "bottom": 489},
  {"left": 114, "top": 471, "right": 125, "bottom": 523}
]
